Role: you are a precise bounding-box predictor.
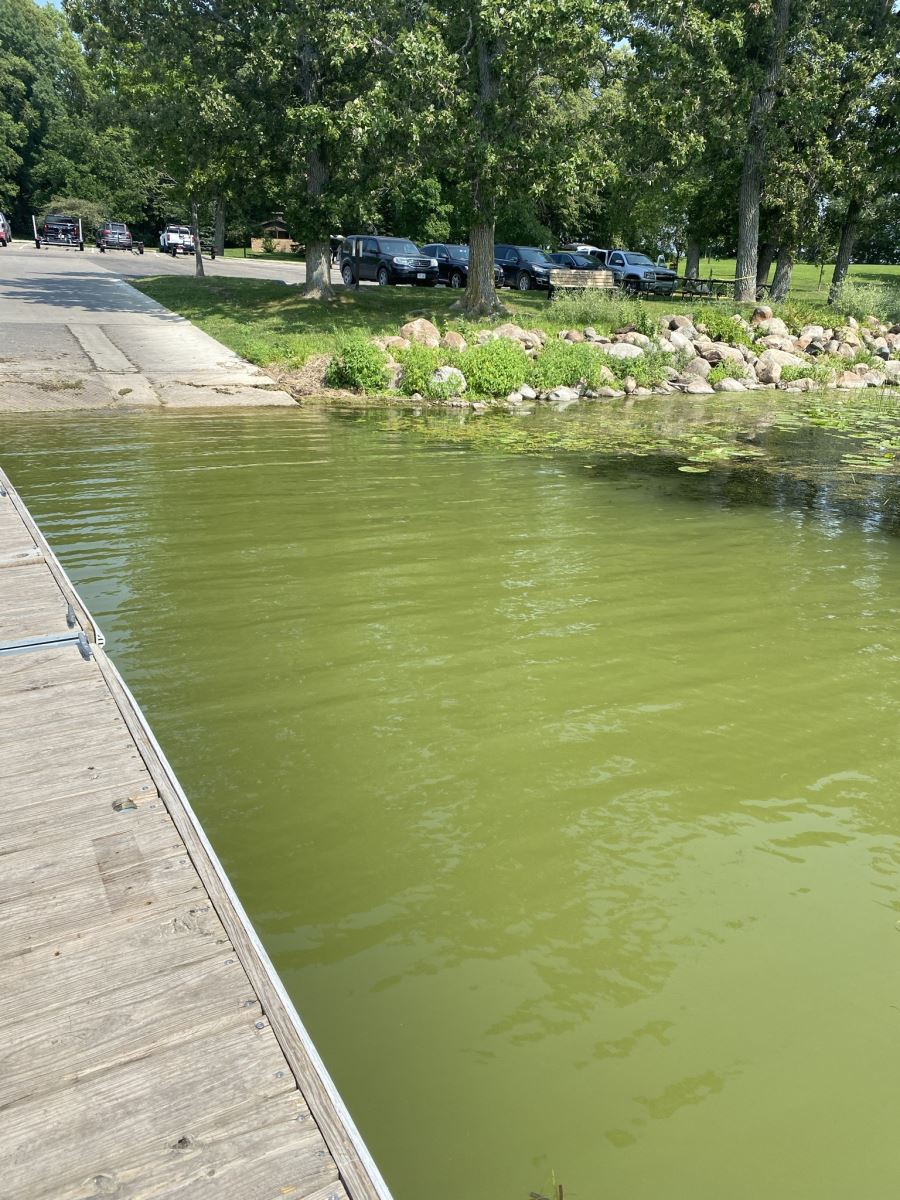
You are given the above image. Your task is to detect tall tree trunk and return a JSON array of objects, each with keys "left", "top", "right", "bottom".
[
  {"left": 769, "top": 244, "right": 794, "bottom": 302},
  {"left": 213, "top": 196, "right": 225, "bottom": 258},
  {"left": 828, "top": 196, "right": 860, "bottom": 304},
  {"left": 190, "top": 198, "right": 205, "bottom": 280},
  {"left": 734, "top": 0, "right": 792, "bottom": 301},
  {"left": 464, "top": 210, "right": 503, "bottom": 317},
  {"left": 685, "top": 238, "right": 701, "bottom": 279},
  {"left": 756, "top": 241, "right": 776, "bottom": 291},
  {"left": 303, "top": 141, "right": 334, "bottom": 300},
  {"left": 459, "top": 31, "right": 504, "bottom": 318}
]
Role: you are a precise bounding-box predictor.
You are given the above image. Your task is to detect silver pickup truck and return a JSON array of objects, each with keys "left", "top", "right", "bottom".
[
  {"left": 561, "top": 244, "right": 677, "bottom": 295},
  {"left": 159, "top": 224, "right": 195, "bottom": 256}
]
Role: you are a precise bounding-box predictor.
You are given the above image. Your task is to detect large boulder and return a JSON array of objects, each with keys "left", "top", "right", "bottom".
[
  {"left": 703, "top": 340, "right": 745, "bottom": 364},
  {"left": 494, "top": 322, "right": 530, "bottom": 343},
  {"left": 430, "top": 365, "right": 467, "bottom": 395},
  {"left": 758, "top": 334, "right": 797, "bottom": 353},
  {"left": 400, "top": 317, "right": 440, "bottom": 347},
  {"left": 681, "top": 356, "right": 712, "bottom": 379},
  {"left": 836, "top": 370, "right": 866, "bottom": 389},
  {"left": 384, "top": 335, "right": 411, "bottom": 352},
  {"left": 546, "top": 386, "right": 581, "bottom": 405},
  {"left": 684, "top": 378, "right": 715, "bottom": 394},
  {"left": 714, "top": 377, "right": 747, "bottom": 392},
  {"left": 604, "top": 342, "right": 644, "bottom": 359},
  {"left": 799, "top": 324, "right": 826, "bottom": 341},
  {"left": 440, "top": 330, "right": 468, "bottom": 352},
  {"left": 751, "top": 305, "right": 773, "bottom": 324},
  {"left": 756, "top": 317, "right": 790, "bottom": 338},
  {"left": 861, "top": 370, "right": 887, "bottom": 387},
  {"left": 670, "top": 315, "right": 695, "bottom": 330},
  {"left": 882, "top": 360, "right": 900, "bottom": 382},
  {"left": 623, "top": 332, "right": 652, "bottom": 348},
  {"left": 667, "top": 329, "right": 696, "bottom": 355},
  {"left": 754, "top": 348, "right": 804, "bottom": 384}
]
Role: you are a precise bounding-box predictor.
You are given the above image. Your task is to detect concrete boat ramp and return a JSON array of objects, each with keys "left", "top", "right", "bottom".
[
  {"left": 0, "top": 247, "right": 295, "bottom": 410},
  {"left": 0, "top": 469, "right": 391, "bottom": 1199}
]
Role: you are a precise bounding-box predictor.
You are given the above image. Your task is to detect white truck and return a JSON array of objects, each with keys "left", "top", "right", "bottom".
[{"left": 159, "top": 224, "right": 195, "bottom": 256}]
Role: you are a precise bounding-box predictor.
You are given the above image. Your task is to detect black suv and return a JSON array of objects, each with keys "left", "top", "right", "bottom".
[
  {"left": 420, "top": 243, "right": 504, "bottom": 289},
  {"left": 494, "top": 244, "right": 554, "bottom": 291},
  {"left": 340, "top": 236, "right": 439, "bottom": 287}
]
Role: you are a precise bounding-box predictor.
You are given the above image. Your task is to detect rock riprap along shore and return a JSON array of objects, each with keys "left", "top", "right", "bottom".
[{"left": 363, "top": 309, "right": 900, "bottom": 410}]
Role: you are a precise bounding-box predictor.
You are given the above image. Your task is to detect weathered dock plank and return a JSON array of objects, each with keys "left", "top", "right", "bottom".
[{"left": 0, "top": 469, "right": 391, "bottom": 1200}]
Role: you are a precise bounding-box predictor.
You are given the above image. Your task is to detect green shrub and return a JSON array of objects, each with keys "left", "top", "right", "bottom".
[
  {"left": 616, "top": 349, "right": 673, "bottom": 388},
  {"left": 547, "top": 292, "right": 655, "bottom": 337},
  {"left": 261, "top": 234, "right": 276, "bottom": 254},
  {"left": 777, "top": 300, "right": 823, "bottom": 331},
  {"left": 396, "top": 344, "right": 445, "bottom": 396},
  {"left": 529, "top": 341, "right": 607, "bottom": 390},
  {"left": 780, "top": 363, "right": 835, "bottom": 385},
  {"left": 831, "top": 280, "right": 900, "bottom": 324},
  {"left": 325, "top": 337, "right": 389, "bottom": 392},
  {"left": 459, "top": 338, "right": 529, "bottom": 396},
  {"left": 693, "top": 305, "right": 753, "bottom": 346},
  {"left": 708, "top": 360, "right": 748, "bottom": 384}
]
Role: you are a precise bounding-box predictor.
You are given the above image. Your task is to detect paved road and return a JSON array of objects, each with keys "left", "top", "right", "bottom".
[
  {"left": 87, "top": 242, "right": 339, "bottom": 286},
  {"left": 0, "top": 245, "right": 296, "bottom": 411}
]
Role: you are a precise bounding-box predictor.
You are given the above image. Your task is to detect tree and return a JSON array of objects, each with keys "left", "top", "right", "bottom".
[
  {"left": 734, "top": 0, "right": 793, "bottom": 301},
  {"left": 391, "top": 1, "right": 625, "bottom": 317}
]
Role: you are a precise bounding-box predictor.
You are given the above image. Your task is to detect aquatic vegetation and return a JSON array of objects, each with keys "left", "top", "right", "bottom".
[{"left": 377, "top": 383, "right": 900, "bottom": 501}]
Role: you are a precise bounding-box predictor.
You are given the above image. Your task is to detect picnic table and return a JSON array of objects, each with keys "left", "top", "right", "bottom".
[
  {"left": 674, "top": 275, "right": 736, "bottom": 301},
  {"left": 673, "top": 275, "right": 772, "bottom": 302}
]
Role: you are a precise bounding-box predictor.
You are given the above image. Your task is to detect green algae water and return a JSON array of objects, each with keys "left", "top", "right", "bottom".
[{"left": 4, "top": 407, "right": 900, "bottom": 1199}]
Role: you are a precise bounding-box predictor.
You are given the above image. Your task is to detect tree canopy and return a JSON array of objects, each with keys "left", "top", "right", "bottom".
[{"left": 1, "top": 0, "right": 896, "bottom": 303}]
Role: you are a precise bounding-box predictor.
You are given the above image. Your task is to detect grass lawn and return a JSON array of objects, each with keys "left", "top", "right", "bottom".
[
  {"left": 221, "top": 247, "right": 306, "bottom": 264},
  {"left": 699, "top": 258, "right": 900, "bottom": 297},
  {"left": 133, "top": 269, "right": 900, "bottom": 371}
]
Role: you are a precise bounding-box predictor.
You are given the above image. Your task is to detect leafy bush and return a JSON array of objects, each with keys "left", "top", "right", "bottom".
[
  {"left": 777, "top": 300, "right": 824, "bottom": 331},
  {"left": 529, "top": 341, "right": 609, "bottom": 390},
  {"left": 396, "top": 343, "right": 445, "bottom": 396},
  {"left": 612, "top": 349, "right": 673, "bottom": 388},
  {"left": 459, "top": 337, "right": 529, "bottom": 396},
  {"left": 708, "top": 360, "right": 748, "bottom": 384},
  {"left": 325, "top": 337, "right": 389, "bottom": 391},
  {"left": 780, "top": 363, "right": 835, "bottom": 385},
  {"left": 693, "top": 305, "right": 753, "bottom": 346},
  {"left": 261, "top": 234, "right": 276, "bottom": 254},
  {"left": 547, "top": 292, "right": 655, "bottom": 336},
  {"left": 831, "top": 280, "right": 900, "bottom": 324}
]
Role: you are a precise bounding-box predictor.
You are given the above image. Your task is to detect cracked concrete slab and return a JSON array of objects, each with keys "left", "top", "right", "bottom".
[{"left": 0, "top": 248, "right": 296, "bottom": 411}]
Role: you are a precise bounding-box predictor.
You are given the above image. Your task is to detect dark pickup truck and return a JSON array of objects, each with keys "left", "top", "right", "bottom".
[{"left": 34, "top": 214, "right": 84, "bottom": 251}]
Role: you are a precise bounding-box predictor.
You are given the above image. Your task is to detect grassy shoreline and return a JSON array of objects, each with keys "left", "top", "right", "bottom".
[{"left": 132, "top": 273, "right": 899, "bottom": 377}]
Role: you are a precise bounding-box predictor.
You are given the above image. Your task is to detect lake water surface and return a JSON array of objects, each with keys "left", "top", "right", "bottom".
[{"left": 3, "top": 408, "right": 900, "bottom": 1199}]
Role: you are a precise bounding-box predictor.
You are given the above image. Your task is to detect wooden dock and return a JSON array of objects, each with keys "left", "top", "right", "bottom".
[{"left": 0, "top": 469, "right": 392, "bottom": 1200}]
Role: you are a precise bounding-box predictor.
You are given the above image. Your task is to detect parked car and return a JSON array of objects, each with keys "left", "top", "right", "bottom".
[
  {"left": 494, "top": 244, "right": 555, "bottom": 291},
  {"left": 0, "top": 212, "right": 11, "bottom": 246},
  {"left": 605, "top": 249, "right": 676, "bottom": 295},
  {"left": 36, "top": 214, "right": 83, "bottom": 249},
  {"left": 549, "top": 251, "right": 604, "bottom": 271},
  {"left": 159, "top": 224, "right": 195, "bottom": 255},
  {"left": 97, "top": 221, "right": 140, "bottom": 253},
  {"left": 340, "top": 236, "right": 439, "bottom": 287},
  {"left": 420, "top": 243, "right": 504, "bottom": 289}
]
